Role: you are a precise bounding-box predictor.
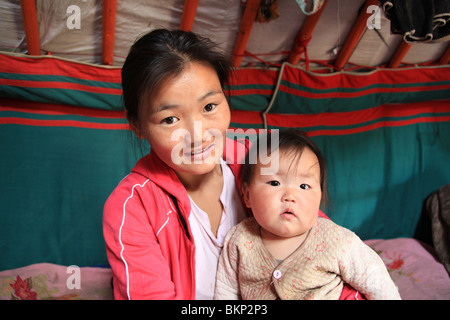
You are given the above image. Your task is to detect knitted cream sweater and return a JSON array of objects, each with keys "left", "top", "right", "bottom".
[{"left": 214, "top": 217, "right": 401, "bottom": 300}]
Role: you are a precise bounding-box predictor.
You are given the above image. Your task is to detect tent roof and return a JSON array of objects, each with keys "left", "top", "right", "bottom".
[{"left": 1, "top": 0, "right": 449, "bottom": 70}]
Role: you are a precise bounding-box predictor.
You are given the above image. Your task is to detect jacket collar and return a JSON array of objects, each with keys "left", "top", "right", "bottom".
[
  {"left": 130, "top": 137, "right": 250, "bottom": 219},
  {"left": 132, "top": 149, "right": 191, "bottom": 210}
]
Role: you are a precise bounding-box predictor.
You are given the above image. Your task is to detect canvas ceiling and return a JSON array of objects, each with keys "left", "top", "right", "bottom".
[{"left": 0, "top": 0, "right": 449, "bottom": 68}]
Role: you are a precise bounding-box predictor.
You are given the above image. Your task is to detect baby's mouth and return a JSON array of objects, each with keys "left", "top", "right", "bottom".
[{"left": 280, "top": 208, "right": 296, "bottom": 219}]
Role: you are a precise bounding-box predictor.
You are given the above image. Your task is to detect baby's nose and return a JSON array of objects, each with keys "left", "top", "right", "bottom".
[{"left": 282, "top": 190, "right": 296, "bottom": 203}]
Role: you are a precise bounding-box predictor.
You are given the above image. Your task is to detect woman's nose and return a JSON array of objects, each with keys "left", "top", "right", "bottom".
[{"left": 183, "top": 120, "right": 204, "bottom": 145}]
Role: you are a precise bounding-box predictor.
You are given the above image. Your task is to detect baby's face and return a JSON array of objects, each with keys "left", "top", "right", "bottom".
[{"left": 243, "top": 147, "right": 322, "bottom": 239}]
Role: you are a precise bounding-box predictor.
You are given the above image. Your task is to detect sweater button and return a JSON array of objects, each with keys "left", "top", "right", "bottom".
[{"left": 273, "top": 270, "right": 282, "bottom": 279}]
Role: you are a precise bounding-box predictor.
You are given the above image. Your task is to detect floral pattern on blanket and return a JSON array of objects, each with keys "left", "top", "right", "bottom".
[
  {"left": 376, "top": 247, "right": 420, "bottom": 282},
  {"left": 1, "top": 238, "right": 449, "bottom": 300},
  {"left": 0, "top": 263, "right": 113, "bottom": 300},
  {"left": 5, "top": 275, "right": 40, "bottom": 300},
  {"left": 2, "top": 274, "right": 78, "bottom": 300},
  {"left": 364, "top": 238, "right": 450, "bottom": 300}
]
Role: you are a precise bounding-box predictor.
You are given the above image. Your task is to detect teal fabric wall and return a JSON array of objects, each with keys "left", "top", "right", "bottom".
[
  {"left": 0, "top": 119, "right": 146, "bottom": 270},
  {"left": 1, "top": 54, "right": 449, "bottom": 270}
]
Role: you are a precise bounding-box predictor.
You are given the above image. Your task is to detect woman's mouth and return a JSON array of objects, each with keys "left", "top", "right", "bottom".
[{"left": 185, "top": 144, "right": 215, "bottom": 163}]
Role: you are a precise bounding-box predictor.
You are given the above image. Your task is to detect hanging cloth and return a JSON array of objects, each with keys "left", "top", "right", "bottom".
[
  {"left": 255, "top": 0, "right": 280, "bottom": 23},
  {"left": 296, "top": 0, "right": 325, "bottom": 15},
  {"left": 381, "top": 0, "right": 450, "bottom": 42}
]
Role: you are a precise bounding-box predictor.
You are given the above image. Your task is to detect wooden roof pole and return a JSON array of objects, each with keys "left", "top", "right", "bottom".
[
  {"left": 20, "top": 0, "right": 40, "bottom": 56},
  {"left": 287, "top": 0, "right": 327, "bottom": 65},
  {"left": 179, "top": 0, "right": 199, "bottom": 31},
  {"left": 334, "top": 0, "right": 379, "bottom": 70},
  {"left": 439, "top": 44, "right": 450, "bottom": 65},
  {"left": 388, "top": 40, "right": 412, "bottom": 68},
  {"left": 102, "top": 0, "right": 117, "bottom": 66},
  {"left": 232, "top": 0, "right": 262, "bottom": 68}
]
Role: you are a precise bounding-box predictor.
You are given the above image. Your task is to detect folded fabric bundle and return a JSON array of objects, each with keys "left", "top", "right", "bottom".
[{"left": 381, "top": 0, "right": 450, "bottom": 42}]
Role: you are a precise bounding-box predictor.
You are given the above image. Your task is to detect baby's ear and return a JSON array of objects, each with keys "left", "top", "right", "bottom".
[{"left": 241, "top": 184, "right": 252, "bottom": 208}]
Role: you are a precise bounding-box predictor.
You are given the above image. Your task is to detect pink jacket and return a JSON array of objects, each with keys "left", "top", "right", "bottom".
[{"left": 103, "top": 138, "right": 248, "bottom": 300}]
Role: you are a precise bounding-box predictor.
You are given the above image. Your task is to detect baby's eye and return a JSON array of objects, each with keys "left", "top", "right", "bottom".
[
  {"left": 161, "top": 116, "right": 178, "bottom": 125},
  {"left": 204, "top": 103, "right": 216, "bottom": 112},
  {"left": 267, "top": 180, "right": 280, "bottom": 186},
  {"left": 300, "top": 184, "right": 310, "bottom": 190}
]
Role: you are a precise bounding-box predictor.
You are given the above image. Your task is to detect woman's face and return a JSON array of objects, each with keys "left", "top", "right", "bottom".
[{"left": 136, "top": 61, "right": 231, "bottom": 177}]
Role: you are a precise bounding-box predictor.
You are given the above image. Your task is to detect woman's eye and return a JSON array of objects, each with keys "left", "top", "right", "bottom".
[
  {"left": 268, "top": 181, "right": 280, "bottom": 186},
  {"left": 204, "top": 103, "right": 216, "bottom": 112},
  {"left": 161, "top": 116, "right": 178, "bottom": 125},
  {"left": 300, "top": 184, "right": 310, "bottom": 190}
]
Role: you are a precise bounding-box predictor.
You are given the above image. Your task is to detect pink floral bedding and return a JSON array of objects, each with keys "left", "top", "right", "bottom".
[
  {"left": 364, "top": 238, "right": 450, "bottom": 300},
  {"left": 0, "top": 263, "right": 113, "bottom": 300},
  {"left": 1, "top": 238, "right": 448, "bottom": 300}
]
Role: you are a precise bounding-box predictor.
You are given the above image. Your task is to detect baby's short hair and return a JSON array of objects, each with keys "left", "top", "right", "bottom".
[{"left": 241, "top": 129, "right": 329, "bottom": 208}]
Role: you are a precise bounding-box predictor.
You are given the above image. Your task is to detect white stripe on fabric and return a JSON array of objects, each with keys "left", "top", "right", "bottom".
[
  {"left": 156, "top": 210, "right": 172, "bottom": 238},
  {"left": 156, "top": 194, "right": 177, "bottom": 238},
  {"left": 119, "top": 179, "right": 149, "bottom": 300}
]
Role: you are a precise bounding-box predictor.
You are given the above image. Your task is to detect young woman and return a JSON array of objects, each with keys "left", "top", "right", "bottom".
[{"left": 103, "top": 29, "right": 248, "bottom": 299}]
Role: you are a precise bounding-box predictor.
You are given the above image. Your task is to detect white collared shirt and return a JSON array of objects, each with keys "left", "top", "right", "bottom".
[{"left": 188, "top": 158, "right": 247, "bottom": 299}]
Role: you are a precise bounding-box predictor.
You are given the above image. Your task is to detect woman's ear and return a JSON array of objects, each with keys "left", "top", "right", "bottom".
[
  {"left": 126, "top": 112, "right": 145, "bottom": 139},
  {"left": 129, "top": 123, "right": 144, "bottom": 139},
  {"left": 241, "top": 183, "right": 252, "bottom": 208}
]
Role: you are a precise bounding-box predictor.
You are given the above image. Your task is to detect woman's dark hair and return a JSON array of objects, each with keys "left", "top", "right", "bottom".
[
  {"left": 121, "top": 29, "right": 234, "bottom": 133},
  {"left": 241, "top": 129, "right": 329, "bottom": 209}
]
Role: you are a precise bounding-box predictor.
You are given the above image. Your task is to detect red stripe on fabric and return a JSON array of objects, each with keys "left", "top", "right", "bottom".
[
  {"left": 279, "top": 83, "right": 450, "bottom": 99},
  {"left": 305, "top": 116, "right": 450, "bottom": 137},
  {"left": 283, "top": 64, "right": 450, "bottom": 90},
  {"left": 0, "top": 117, "right": 129, "bottom": 130},
  {"left": 2, "top": 54, "right": 449, "bottom": 91},
  {"left": 228, "top": 88, "right": 274, "bottom": 96},
  {"left": 0, "top": 54, "right": 121, "bottom": 83},
  {"left": 266, "top": 100, "right": 450, "bottom": 128},
  {"left": 230, "top": 109, "right": 264, "bottom": 125},
  {"left": 229, "top": 68, "right": 278, "bottom": 87},
  {"left": 0, "top": 78, "right": 122, "bottom": 95},
  {"left": 0, "top": 98, "right": 125, "bottom": 119}
]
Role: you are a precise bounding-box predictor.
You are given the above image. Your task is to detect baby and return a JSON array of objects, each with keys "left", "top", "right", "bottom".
[{"left": 214, "top": 129, "right": 401, "bottom": 300}]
